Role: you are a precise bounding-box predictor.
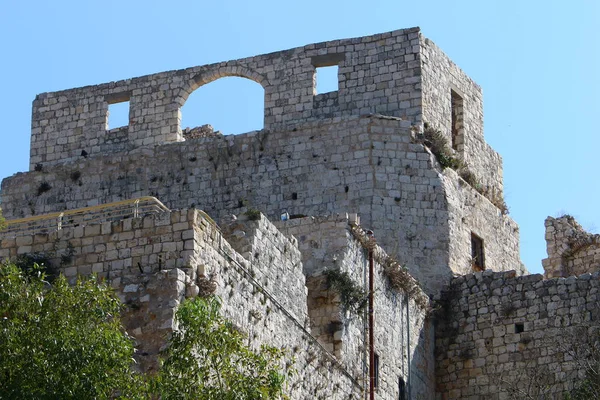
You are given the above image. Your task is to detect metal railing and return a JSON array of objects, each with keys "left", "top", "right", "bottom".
[{"left": 2, "top": 196, "right": 170, "bottom": 237}]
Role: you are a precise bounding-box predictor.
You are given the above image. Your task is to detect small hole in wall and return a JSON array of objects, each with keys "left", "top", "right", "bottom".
[
  {"left": 515, "top": 323, "right": 524, "bottom": 333},
  {"left": 292, "top": 193, "right": 298, "bottom": 200},
  {"left": 315, "top": 65, "right": 339, "bottom": 94},
  {"left": 107, "top": 101, "right": 130, "bottom": 129}
]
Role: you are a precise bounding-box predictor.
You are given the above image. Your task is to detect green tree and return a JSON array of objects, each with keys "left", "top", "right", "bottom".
[
  {"left": 0, "top": 260, "right": 291, "bottom": 399},
  {"left": 0, "top": 262, "right": 144, "bottom": 399},
  {"left": 153, "top": 296, "right": 291, "bottom": 400}
]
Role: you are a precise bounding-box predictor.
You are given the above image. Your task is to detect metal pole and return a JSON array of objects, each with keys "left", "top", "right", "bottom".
[
  {"left": 406, "top": 298, "right": 411, "bottom": 400},
  {"left": 368, "top": 232, "right": 375, "bottom": 400}
]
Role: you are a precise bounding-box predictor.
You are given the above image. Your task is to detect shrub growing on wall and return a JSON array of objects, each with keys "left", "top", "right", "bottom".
[{"left": 0, "top": 208, "right": 5, "bottom": 231}]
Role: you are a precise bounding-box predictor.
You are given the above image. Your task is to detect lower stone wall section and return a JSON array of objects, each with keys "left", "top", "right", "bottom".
[
  {"left": 435, "top": 270, "right": 600, "bottom": 399},
  {"left": 0, "top": 210, "right": 362, "bottom": 398}
]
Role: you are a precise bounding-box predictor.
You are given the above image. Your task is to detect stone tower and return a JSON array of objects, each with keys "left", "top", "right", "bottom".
[{"left": 1, "top": 27, "right": 522, "bottom": 295}]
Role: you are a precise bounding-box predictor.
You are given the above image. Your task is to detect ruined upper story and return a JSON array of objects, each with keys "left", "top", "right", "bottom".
[{"left": 28, "top": 27, "right": 501, "bottom": 195}]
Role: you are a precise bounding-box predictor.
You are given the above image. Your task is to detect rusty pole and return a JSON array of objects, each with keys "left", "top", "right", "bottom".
[{"left": 368, "top": 232, "right": 375, "bottom": 400}]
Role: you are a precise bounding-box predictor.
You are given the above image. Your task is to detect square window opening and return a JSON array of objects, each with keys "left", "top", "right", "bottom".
[
  {"left": 451, "top": 89, "right": 464, "bottom": 151},
  {"left": 471, "top": 233, "right": 485, "bottom": 272},
  {"left": 515, "top": 323, "right": 525, "bottom": 333},
  {"left": 107, "top": 100, "right": 130, "bottom": 130},
  {"left": 315, "top": 65, "right": 339, "bottom": 94}
]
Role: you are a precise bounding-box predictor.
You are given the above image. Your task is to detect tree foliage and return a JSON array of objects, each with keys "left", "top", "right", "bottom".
[
  {"left": 0, "top": 262, "right": 144, "bottom": 399},
  {"left": 153, "top": 296, "right": 291, "bottom": 400},
  {"left": 564, "top": 326, "right": 600, "bottom": 400},
  {"left": 0, "top": 260, "right": 291, "bottom": 399}
]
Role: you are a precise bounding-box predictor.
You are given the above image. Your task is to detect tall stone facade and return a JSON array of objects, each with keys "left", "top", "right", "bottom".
[
  {"left": 1, "top": 27, "right": 598, "bottom": 398},
  {"left": 1, "top": 26, "right": 522, "bottom": 295}
]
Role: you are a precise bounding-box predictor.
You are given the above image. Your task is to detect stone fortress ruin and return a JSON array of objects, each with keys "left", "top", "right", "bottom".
[{"left": 1, "top": 27, "right": 598, "bottom": 399}]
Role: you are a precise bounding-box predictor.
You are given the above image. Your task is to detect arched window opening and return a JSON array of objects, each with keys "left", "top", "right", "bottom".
[{"left": 180, "top": 77, "right": 264, "bottom": 138}]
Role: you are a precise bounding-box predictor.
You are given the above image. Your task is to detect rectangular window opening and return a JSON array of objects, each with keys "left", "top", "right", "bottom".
[
  {"left": 515, "top": 323, "right": 525, "bottom": 333},
  {"left": 315, "top": 65, "right": 339, "bottom": 94},
  {"left": 471, "top": 232, "right": 485, "bottom": 272},
  {"left": 398, "top": 377, "right": 406, "bottom": 400},
  {"left": 311, "top": 53, "right": 344, "bottom": 96},
  {"left": 106, "top": 93, "right": 131, "bottom": 130},
  {"left": 373, "top": 353, "right": 380, "bottom": 389},
  {"left": 451, "top": 89, "right": 464, "bottom": 151}
]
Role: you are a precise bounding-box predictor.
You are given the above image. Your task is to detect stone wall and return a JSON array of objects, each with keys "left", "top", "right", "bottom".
[
  {"left": 26, "top": 28, "right": 505, "bottom": 203},
  {"left": 188, "top": 211, "right": 364, "bottom": 399},
  {"left": 435, "top": 270, "right": 600, "bottom": 399},
  {"left": 2, "top": 116, "right": 520, "bottom": 295},
  {"left": 275, "top": 214, "right": 435, "bottom": 399},
  {"left": 543, "top": 215, "right": 600, "bottom": 278},
  {"left": 0, "top": 209, "right": 364, "bottom": 398},
  {"left": 0, "top": 207, "right": 437, "bottom": 399},
  {"left": 29, "top": 28, "right": 423, "bottom": 169},
  {"left": 420, "top": 36, "right": 503, "bottom": 197},
  {"left": 442, "top": 168, "right": 524, "bottom": 277},
  {"left": 0, "top": 210, "right": 194, "bottom": 373}
]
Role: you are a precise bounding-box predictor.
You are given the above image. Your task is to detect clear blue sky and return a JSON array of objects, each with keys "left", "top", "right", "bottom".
[{"left": 1, "top": 0, "right": 598, "bottom": 275}]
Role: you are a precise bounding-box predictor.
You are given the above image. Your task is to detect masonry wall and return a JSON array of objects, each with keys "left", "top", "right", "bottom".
[
  {"left": 274, "top": 215, "right": 435, "bottom": 399},
  {"left": 2, "top": 116, "right": 520, "bottom": 295},
  {"left": 0, "top": 210, "right": 367, "bottom": 398},
  {"left": 435, "top": 270, "right": 600, "bottom": 399},
  {"left": 0, "top": 211, "right": 195, "bottom": 373},
  {"left": 543, "top": 215, "right": 600, "bottom": 278},
  {"left": 29, "top": 28, "right": 423, "bottom": 169},
  {"left": 420, "top": 36, "right": 503, "bottom": 197},
  {"left": 442, "top": 168, "right": 523, "bottom": 277}
]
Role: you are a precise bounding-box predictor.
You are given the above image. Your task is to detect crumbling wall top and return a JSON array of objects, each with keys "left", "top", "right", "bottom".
[{"left": 542, "top": 215, "right": 600, "bottom": 277}]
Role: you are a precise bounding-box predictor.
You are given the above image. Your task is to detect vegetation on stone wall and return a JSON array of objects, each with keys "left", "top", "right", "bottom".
[
  {"left": 10, "top": 241, "right": 75, "bottom": 281},
  {"left": 0, "top": 208, "right": 5, "bottom": 231},
  {"left": 153, "top": 296, "right": 291, "bottom": 399},
  {"left": 244, "top": 208, "right": 262, "bottom": 221},
  {"left": 0, "top": 260, "right": 291, "bottom": 399},
  {"left": 494, "top": 327, "right": 600, "bottom": 400},
  {"left": 417, "top": 123, "right": 509, "bottom": 215},
  {"left": 36, "top": 181, "right": 52, "bottom": 196},
  {"left": 324, "top": 268, "right": 368, "bottom": 314},
  {"left": 561, "top": 326, "right": 600, "bottom": 399},
  {"left": 380, "top": 255, "right": 430, "bottom": 310},
  {"left": 419, "top": 123, "right": 463, "bottom": 170},
  {"left": 348, "top": 224, "right": 430, "bottom": 311}
]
